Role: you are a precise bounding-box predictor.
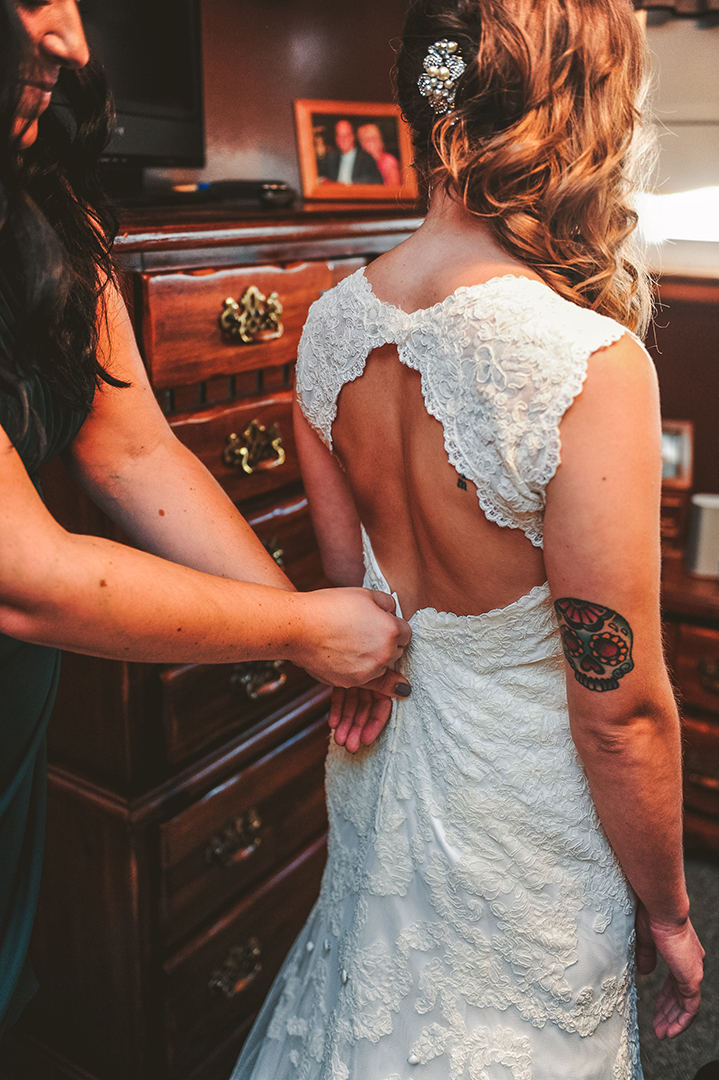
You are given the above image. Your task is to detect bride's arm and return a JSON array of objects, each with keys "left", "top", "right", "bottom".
[
  {"left": 293, "top": 397, "right": 364, "bottom": 586},
  {"left": 293, "top": 396, "right": 411, "bottom": 750},
  {"left": 544, "top": 333, "right": 703, "bottom": 1038}
]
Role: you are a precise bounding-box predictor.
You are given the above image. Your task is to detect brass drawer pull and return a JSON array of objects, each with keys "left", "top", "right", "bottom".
[
  {"left": 263, "top": 535, "right": 285, "bottom": 568},
  {"left": 223, "top": 419, "right": 285, "bottom": 474},
  {"left": 231, "top": 659, "right": 287, "bottom": 700},
  {"left": 697, "top": 657, "right": 719, "bottom": 695},
  {"left": 219, "top": 286, "right": 284, "bottom": 344},
  {"left": 208, "top": 937, "right": 262, "bottom": 999},
  {"left": 205, "top": 809, "right": 262, "bottom": 868},
  {"left": 685, "top": 771, "right": 719, "bottom": 791}
]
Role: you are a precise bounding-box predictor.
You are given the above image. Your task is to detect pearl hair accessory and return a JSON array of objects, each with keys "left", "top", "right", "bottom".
[{"left": 417, "top": 39, "right": 466, "bottom": 115}]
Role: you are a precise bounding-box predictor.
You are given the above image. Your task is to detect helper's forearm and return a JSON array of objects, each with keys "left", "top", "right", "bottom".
[
  {"left": 68, "top": 436, "right": 293, "bottom": 590},
  {"left": 0, "top": 527, "right": 304, "bottom": 664},
  {"left": 571, "top": 703, "right": 688, "bottom": 925}
]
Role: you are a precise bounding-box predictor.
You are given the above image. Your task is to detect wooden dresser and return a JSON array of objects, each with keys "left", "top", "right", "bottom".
[
  {"left": 652, "top": 274, "right": 719, "bottom": 860},
  {"left": 0, "top": 205, "right": 421, "bottom": 1080},
  {"left": 663, "top": 553, "right": 719, "bottom": 857}
]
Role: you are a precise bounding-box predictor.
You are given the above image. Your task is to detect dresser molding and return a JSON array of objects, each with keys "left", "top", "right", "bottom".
[{"left": 114, "top": 203, "right": 424, "bottom": 272}]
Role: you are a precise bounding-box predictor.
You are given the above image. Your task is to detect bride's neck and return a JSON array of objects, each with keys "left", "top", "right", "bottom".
[
  {"left": 418, "top": 185, "right": 533, "bottom": 278},
  {"left": 423, "top": 186, "right": 496, "bottom": 245}
]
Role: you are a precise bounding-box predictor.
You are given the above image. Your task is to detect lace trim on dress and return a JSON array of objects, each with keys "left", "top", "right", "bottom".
[
  {"left": 296, "top": 268, "right": 629, "bottom": 547},
  {"left": 361, "top": 521, "right": 553, "bottom": 634}
]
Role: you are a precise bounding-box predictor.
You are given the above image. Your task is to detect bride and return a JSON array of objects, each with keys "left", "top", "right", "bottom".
[{"left": 230, "top": 0, "right": 704, "bottom": 1076}]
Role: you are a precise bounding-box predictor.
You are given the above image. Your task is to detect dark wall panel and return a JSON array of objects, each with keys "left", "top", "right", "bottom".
[
  {"left": 648, "top": 290, "right": 719, "bottom": 496},
  {"left": 150, "top": 0, "right": 409, "bottom": 190}
]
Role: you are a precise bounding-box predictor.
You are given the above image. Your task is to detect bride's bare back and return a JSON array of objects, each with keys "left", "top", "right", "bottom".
[
  {"left": 333, "top": 342, "right": 545, "bottom": 621},
  {"left": 330, "top": 197, "right": 546, "bottom": 619}
]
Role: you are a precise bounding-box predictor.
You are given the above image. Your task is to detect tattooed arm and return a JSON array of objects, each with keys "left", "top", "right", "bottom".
[
  {"left": 544, "top": 333, "right": 703, "bottom": 1038},
  {"left": 553, "top": 597, "right": 635, "bottom": 692}
]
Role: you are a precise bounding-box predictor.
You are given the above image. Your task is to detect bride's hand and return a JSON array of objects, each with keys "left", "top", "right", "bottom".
[
  {"left": 329, "top": 670, "right": 411, "bottom": 754},
  {"left": 635, "top": 901, "right": 704, "bottom": 1039}
]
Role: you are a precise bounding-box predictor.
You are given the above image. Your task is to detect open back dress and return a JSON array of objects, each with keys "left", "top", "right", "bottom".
[{"left": 230, "top": 267, "right": 643, "bottom": 1080}]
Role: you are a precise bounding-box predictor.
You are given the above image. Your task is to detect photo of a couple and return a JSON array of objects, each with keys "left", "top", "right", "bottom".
[
  {"left": 315, "top": 117, "right": 401, "bottom": 186},
  {"left": 294, "top": 99, "right": 416, "bottom": 200}
]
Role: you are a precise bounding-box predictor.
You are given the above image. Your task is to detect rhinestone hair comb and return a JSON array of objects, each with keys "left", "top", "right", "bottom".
[{"left": 417, "top": 39, "right": 466, "bottom": 115}]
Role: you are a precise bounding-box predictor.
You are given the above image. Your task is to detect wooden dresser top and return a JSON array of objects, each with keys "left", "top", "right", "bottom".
[
  {"left": 115, "top": 203, "right": 424, "bottom": 271},
  {"left": 663, "top": 550, "right": 719, "bottom": 623}
]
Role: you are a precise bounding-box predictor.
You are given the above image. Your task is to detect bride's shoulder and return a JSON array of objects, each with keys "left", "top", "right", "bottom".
[{"left": 458, "top": 276, "right": 632, "bottom": 362}]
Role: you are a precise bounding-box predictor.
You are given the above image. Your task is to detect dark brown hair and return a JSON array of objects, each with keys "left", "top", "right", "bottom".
[
  {"left": 397, "top": 0, "right": 655, "bottom": 334},
  {"left": 0, "top": 0, "right": 125, "bottom": 467}
]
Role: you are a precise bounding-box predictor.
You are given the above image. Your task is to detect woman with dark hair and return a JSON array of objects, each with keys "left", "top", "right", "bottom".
[
  {"left": 0, "top": 0, "right": 411, "bottom": 1037},
  {"left": 230, "top": 1, "right": 704, "bottom": 1077}
]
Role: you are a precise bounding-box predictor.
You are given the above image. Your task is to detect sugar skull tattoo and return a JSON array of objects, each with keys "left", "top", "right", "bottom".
[{"left": 554, "top": 597, "right": 634, "bottom": 692}]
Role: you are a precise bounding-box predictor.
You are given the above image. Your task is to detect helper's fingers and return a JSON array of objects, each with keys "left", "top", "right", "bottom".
[
  {"left": 367, "top": 589, "right": 396, "bottom": 614},
  {"left": 363, "top": 668, "right": 412, "bottom": 700},
  {"left": 366, "top": 590, "right": 412, "bottom": 648},
  {"left": 654, "top": 975, "right": 701, "bottom": 1039},
  {"left": 634, "top": 905, "right": 658, "bottom": 976},
  {"left": 636, "top": 935, "right": 657, "bottom": 976},
  {"left": 395, "top": 616, "right": 413, "bottom": 648}
]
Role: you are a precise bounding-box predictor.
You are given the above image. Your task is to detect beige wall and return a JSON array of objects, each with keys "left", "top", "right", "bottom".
[{"left": 646, "top": 19, "right": 719, "bottom": 193}]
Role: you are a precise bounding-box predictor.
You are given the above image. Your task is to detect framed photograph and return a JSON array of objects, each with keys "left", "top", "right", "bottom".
[
  {"left": 294, "top": 99, "right": 418, "bottom": 202},
  {"left": 661, "top": 420, "right": 693, "bottom": 488},
  {"left": 660, "top": 420, "right": 694, "bottom": 550}
]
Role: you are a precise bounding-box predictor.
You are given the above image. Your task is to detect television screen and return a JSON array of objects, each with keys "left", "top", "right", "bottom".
[{"left": 80, "top": 0, "right": 204, "bottom": 167}]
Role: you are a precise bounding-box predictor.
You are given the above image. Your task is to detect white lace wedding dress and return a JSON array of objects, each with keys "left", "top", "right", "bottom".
[{"left": 230, "top": 269, "right": 643, "bottom": 1080}]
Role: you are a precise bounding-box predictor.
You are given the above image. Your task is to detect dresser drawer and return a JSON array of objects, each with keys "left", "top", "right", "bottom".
[
  {"left": 160, "top": 716, "right": 328, "bottom": 944},
  {"left": 672, "top": 624, "right": 719, "bottom": 715},
  {"left": 163, "top": 835, "right": 326, "bottom": 1077},
  {"left": 160, "top": 492, "right": 325, "bottom": 765},
  {"left": 684, "top": 810, "right": 719, "bottom": 854},
  {"left": 170, "top": 391, "right": 298, "bottom": 506},
  {"left": 247, "top": 493, "right": 326, "bottom": 593},
  {"left": 161, "top": 658, "right": 316, "bottom": 766},
  {"left": 140, "top": 262, "right": 332, "bottom": 388},
  {"left": 682, "top": 714, "right": 719, "bottom": 819}
]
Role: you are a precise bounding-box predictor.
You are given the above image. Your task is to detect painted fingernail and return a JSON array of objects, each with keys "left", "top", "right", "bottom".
[{"left": 395, "top": 683, "right": 411, "bottom": 697}]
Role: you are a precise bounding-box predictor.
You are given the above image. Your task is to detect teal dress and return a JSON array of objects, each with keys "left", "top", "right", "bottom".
[{"left": 0, "top": 266, "right": 87, "bottom": 1034}]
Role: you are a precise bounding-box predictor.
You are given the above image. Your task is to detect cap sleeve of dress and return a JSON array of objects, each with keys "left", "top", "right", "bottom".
[
  {"left": 399, "top": 278, "right": 630, "bottom": 548},
  {"left": 295, "top": 269, "right": 404, "bottom": 449}
]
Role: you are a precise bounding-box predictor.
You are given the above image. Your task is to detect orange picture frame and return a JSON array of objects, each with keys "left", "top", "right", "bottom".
[{"left": 294, "top": 99, "right": 418, "bottom": 202}]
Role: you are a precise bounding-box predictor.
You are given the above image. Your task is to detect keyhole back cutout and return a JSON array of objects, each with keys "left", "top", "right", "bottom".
[{"left": 331, "top": 344, "right": 546, "bottom": 622}]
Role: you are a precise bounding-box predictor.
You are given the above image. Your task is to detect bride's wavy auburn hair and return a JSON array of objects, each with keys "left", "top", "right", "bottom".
[{"left": 397, "top": 0, "right": 656, "bottom": 335}]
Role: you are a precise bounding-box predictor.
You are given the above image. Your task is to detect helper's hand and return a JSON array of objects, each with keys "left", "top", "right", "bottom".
[
  {"left": 635, "top": 900, "right": 704, "bottom": 1038},
  {"left": 291, "top": 587, "right": 411, "bottom": 689},
  {"left": 327, "top": 589, "right": 411, "bottom": 753}
]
